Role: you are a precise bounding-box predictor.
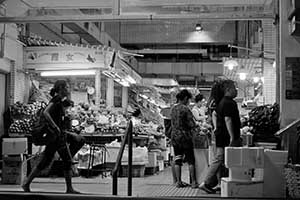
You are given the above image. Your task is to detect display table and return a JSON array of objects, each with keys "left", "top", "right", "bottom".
[
  {"left": 82, "top": 133, "right": 124, "bottom": 145},
  {"left": 80, "top": 133, "right": 150, "bottom": 177}
]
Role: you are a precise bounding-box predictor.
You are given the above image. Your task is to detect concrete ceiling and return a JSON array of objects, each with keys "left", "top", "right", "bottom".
[
  {"left": 0, "top": 0, "right": 276, "bottom": 86},
  {"left": 0, "top": 0, "right": 275, "bottom": 22}
]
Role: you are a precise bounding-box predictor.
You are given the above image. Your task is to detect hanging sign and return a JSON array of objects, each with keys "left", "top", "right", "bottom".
[{"left": 25, "top": 46, "right": 114, "bottom": 70}]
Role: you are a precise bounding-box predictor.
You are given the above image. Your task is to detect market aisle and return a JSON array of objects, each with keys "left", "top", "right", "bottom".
[{"left": 0, "top": 164, "right": 218, "bottom": 197}]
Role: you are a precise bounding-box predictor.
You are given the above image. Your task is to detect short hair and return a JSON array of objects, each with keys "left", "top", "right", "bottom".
[
  {"left": 176, "top": 89, "right": 192, "bottom": 101},
  {"left": 222, "top": 79, "right": 236, "bottom": 92},
  {"left": 195, "top": 94, "right": 204, "bottom": 103}
]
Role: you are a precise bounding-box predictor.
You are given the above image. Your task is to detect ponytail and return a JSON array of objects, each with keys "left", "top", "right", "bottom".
[{"left": 50, "top": 88, "right": 56, "bottom": 97}]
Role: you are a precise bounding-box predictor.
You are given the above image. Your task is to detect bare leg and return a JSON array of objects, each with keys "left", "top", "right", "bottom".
[
  {"left": 189, "top": 164, "right": 198, "bottom": 188},
  {"left": 22, "top": 166, "right": 41, "bottom": 192},
  {"left": 64, "top": 169, "right": 80, "bottom": 194},
  {"left": 171, "top": 161, "right": 177, "bottom": 184}
]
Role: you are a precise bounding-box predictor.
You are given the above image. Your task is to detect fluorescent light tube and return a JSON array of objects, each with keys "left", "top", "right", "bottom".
[{"left": 41, "top": 70, "right": 96, "bottom": 76}]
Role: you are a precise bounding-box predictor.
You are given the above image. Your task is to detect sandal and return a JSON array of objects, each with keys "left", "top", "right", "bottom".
[
  {"left": 175, "top": 181, "right": 189, "bottom": 188},
  {"left": 191, "top": 183, "right": 199, "bottom": 189},
  {"left": 181, "top": 181, "right": 190, "bottom": 187}
]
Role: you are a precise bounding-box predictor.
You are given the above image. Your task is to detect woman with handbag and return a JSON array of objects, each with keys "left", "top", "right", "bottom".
[
  {"left": 22, "top": 80, "right": 85, "bottom": 194},
  {"left": 191, "top": 94, "right": 210, "bottom": 185}
]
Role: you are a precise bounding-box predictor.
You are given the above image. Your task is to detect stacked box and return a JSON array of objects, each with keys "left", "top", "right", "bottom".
[
  {"left": 2, "top": 138, "right": 27, "bottom": 155},
  {"left": 223, "top": 147, "right": 264, "bottom": 197},
  {"left": 223, "top": 147, "right": 289, "bottom": 198},
  {"left": 229, "top": 167, "right": 252, "bottom": 181},
  {"left": 221, "top": 177, "right": 263, "bottom": 198},
  {"left": 225, "top": 147, "right": 264, "bottom": 169},
  {"left": 2, "top": 154, "right": 27, "bottom": 184},
  {"left": 263, "top": 149, "right": 288, "bottom": 198}
]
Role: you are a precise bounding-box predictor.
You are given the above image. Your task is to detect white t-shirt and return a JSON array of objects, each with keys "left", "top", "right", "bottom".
[{"left": 192, "top": 105, "right": 206, "bottom": 123}]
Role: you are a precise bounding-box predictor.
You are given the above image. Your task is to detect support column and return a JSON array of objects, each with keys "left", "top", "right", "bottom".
[
  {"left": 122, "top": 86, "right": 128, "bottom": 109},
  {"left": 106, "top": 78, "right": 114, "bottom": 108},
  {"left": 95, "top": 69, "right": 101, "bottom": 106}
]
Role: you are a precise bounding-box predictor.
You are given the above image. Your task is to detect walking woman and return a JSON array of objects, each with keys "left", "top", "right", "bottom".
[{"left": 22, "top": 80, "right": 85, "bottom": 194}]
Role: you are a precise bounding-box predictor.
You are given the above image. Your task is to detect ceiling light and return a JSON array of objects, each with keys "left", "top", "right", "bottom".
[
  {"left": 40, "top": 70, "right": 96, "bottom": 76},
  {"left": 239, "top": 73, "right": 247, "bottom": 80},
  {"left": 224, "top": 44, "right": 238, "bottom": 70},
  {"left": 253, "top": 77, "right": 260, "bottom": 83},
  {"left": 195, "top": 23, "right": 203, "bottom": 32},
  {"left": 224, "top": 59, "right": 239, "bottom": 70}
]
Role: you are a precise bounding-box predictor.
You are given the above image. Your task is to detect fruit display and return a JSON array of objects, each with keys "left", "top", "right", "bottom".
[
  {"left": 245, "top": 103, "right": 280, "bottom": 142},
  {"left": 10, "top": 101, "right": 47, "bottom": 119},
  {"left": 67, "top": 105, "right": 128, "bottom": 135},
  {"left": 9, "top": 101, "right": 47, "bottom": 136},
  {"left": 8, "top": 118, "right": 34, "bottom": 134}
]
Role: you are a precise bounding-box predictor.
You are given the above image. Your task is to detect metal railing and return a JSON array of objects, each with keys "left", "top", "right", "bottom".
[
  {"left": 275, "top": 119, "right": 300, "bottom": 163},
  {"left": 112, "top": 120, "right": 133, "bottom": 196}
]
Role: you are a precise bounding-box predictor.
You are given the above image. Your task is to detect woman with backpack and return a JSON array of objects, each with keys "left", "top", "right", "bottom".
[{"left": 22, "top": 80, "right": 85, "bottom": 194}]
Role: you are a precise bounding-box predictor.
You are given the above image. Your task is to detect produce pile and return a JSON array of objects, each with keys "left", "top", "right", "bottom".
[
  {"left": 67, "top": 105, "right": 128, "bottom": 135},
  {"left": 8, "top": 118, "right": 34, "bottom": 134},
  {"left": 9, "top": 101, "right": 47, "bottom": 135},
  {"left": 246, "top": 103, "right": 280, "bottom": 142}
]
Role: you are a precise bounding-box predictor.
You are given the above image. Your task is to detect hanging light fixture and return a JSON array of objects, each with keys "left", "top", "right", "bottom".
[
  {"left": 253, "top": 76, "right": 260, "bottom": 83},
  {"left": 223, "top": 44, "right": 239, "bottom": 70},
  {"left": 238, "top": 65, "right": 248, "bottom": 81},
  {"left": 195, "top": 23, "right": 203, "bottom": 32}
]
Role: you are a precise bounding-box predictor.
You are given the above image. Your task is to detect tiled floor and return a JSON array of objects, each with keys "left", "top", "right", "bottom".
[{"left": 0, "top": 164, "right": 219, "bottom": 198}]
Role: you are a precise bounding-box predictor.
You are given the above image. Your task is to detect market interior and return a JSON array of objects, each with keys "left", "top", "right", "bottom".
[{"left": 0, "top": 0, "right": 297, "bottom": 199}]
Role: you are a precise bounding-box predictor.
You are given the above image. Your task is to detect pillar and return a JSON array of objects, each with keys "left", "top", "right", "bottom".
[
  {"left": 106, "top": 78, "right": 114, "bottom": 108},
  {"left": 122, "top": 86, "right": 128, "bottom": 109},
  {"left": 95, "top": 69, "right": 101, "bottom": 106}
]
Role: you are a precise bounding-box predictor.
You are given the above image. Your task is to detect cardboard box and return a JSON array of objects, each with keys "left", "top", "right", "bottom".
[
  {"left": 263, "top": 150, "right": 288, "bottom": 198},
  {"left": 221, "top": 177, "right": 263, "bottom": 198},
  {"left": 225, "top": 147, "right": 264, "bottom": 168},
  {"left": 2, "top": 138, "right": 28, "bottom": 155},
  {"left": 2, "top": 154, "right": 27, "bottom": 184},
  {"left": 146, "top": 152, "right": 157, "bottom": 167},
  {"left": 229, "top": 167, "right": 252, "bottom": 181}
]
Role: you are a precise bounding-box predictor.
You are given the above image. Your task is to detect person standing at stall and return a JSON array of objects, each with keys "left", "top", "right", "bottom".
[
  {"left": 171, "top": 89, "right": 198, "bottom": 188},
  {"left": 22, "top": 80, "right": 85, "bottom": 194},
  {"left": 192, "top": 94, "right": 207, "bottom": 124},
  {"left": 191, "top": 93, "right": 210, "bottom": 184},
  {"left": 200, "top": 79, "right": 242, "bottom": 193}
]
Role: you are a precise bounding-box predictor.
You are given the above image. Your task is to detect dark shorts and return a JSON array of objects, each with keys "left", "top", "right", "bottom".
[{"left": 173, "top": 142, "right": 195, "bottom": 165}]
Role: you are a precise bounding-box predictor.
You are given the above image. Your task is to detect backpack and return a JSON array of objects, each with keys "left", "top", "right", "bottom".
[{"left": 31, "top": 106, "right": 58, "bottom": 146}]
